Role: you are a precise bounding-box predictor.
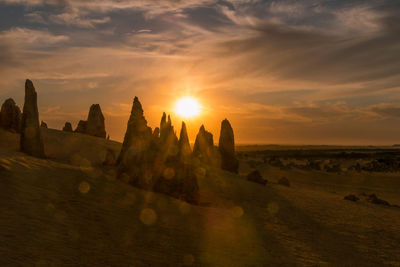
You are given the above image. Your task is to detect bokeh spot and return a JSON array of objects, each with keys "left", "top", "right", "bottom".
[
  {"left": 140, "top": 208, "right": 157, "bottom": 225},
  {"left": 78, "top": 181, "right": 90, "bottom": 194},
  {"left": 231, "top": 206, "right": 244, "bottom": 218}
]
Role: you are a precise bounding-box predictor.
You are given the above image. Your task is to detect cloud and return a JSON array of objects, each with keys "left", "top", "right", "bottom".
[
  {"left": 0, "top": 0, "right": 44, "bottom": 5},
  {"left": 50, "top": 13, "right": 111, "bottom": 28},
  {"left": 332, "top": 5, "right": 383, "bottom": 35},
  {"left": 48, "top": 5, "right": 111, "bottom": 28},
  {"left": 0, "top": 27, "right": 69, "bottom": 48},
  {"left": 215, "top": 6, "right": 400, "bottom": 88},
  {"left": 24, "top": 11, "right": 47, "bottom": 24},
  {"left": 0, "top": 0, "right": 218, "bottom": 16},
  {"left": 371, "top": 106, "right": 400, "bottom": 118}
]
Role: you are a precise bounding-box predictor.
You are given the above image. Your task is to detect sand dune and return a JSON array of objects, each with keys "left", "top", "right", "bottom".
[{"left": 0, "top": 129, "right": 399, "bottom": 266}]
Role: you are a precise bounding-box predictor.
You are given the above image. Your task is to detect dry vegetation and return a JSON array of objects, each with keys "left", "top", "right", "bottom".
[{"left": 1, "top": 129, "right": 400, "bottom": 266}]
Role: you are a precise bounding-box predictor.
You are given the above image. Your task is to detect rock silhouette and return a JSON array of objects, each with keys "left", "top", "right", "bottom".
[
  {"left": 153, "top": 114, "right": 198, "bottom": 204},
  {"left": 0, "top": 98, "right": 21, "bottom": 133},
  {"left": 278, "top": 177, "right": 290, "bottom": 187},
  {"left": 153, "top": 127, "right": 160, "bottom": 139},
  {"left": 75, "top": 120, "right": 87, "bottom": 133},
  {"left": 178, "top": 122, "right": 191, "bottom": 161},
  {"left": 63, "top": 122, "right": 73, "bottom": 132},
  {"left": 20, "top": 79, "right": 45, "bottom": 158},
  {"left": 193, "top": 126, "right": 213, "bottom": 158},
  {"left": 193, "top": 125, "right": 220, "bottom": 166},
  {"left": 160, "top": 112, "right": 168, "bottom": 139},
  {"left": 73, "top": 104, "right": 106, "bottom": 138},
  {"left": 158, "top": 113, "right": 179, "bottom": 159},
  {"left": 247, "top": 170, "right": 267, "bottom": 185},
  {"left": 40, "top": 121, "right": 47, "bottom": 128},
  {"left": 86, "top": 104, "right": 106, "bottom": 138},
  {"left": 117, "top": 96, "right": 153, "bottom": 188},
  {"left": 218, "top": 119, "right": 239, "bottom": 173},
  {"left": 117, "top": 97, "right": 199, "bottom": 204},
  {"left": 194, "top": 125, "right": 213, "bottom": 153}
]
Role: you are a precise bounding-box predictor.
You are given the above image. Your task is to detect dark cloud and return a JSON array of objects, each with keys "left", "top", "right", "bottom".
[
  {"left": 217, "top": 5, "right": 400, "bottom": 86},
  {"left": 372, "top": 107, "right": 400, "bottom": 118}
]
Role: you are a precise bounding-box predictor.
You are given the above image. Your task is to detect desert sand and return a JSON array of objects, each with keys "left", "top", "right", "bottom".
[{"left": 1, "top": 128, "right": 399, "bottom": 266}]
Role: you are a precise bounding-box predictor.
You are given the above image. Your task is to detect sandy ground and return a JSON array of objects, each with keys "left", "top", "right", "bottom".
[{"left": 1, "top": 129, "right": 400, "bottom": 266}]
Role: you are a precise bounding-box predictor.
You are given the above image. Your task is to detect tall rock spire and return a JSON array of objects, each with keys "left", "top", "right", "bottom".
[
  {"left": 160, "top": 112, "right": 167, "bottom": 139},
  {"left": 167, "top": 114, "right": 171, "bottom": 126},
  {"left": 117, "top": 96, "right": 152, "bottom": 165},
  {"left": 160, "top": 112, "right": 167, "bottom": 126},
  {"left": 117, "top": 96, "right": 154, "bottom": 188},
  {"left": 153, "top": 127, "right": 160, "bottom": 139},
  {"left": 218, "top": 119, "right": 239, "bottom": 173},
  {"left": 118, "top": 104, "right": 199, "bottom": 204},
  {"left": 154, "top": 118, "right": 198, "bottom": 204},
  {"left": 178, "top": 121, "right": 191, "bottom": 160},
  {"left": 158, "top": 113, "right": 178, "bottom": 157},
  {"left": 20, "top": 79, "right": 45, "bottom": 157}
]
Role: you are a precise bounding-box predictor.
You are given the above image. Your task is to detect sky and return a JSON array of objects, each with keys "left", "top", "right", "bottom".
[{"left": 0, "top": 0, "right": 399, "bottom": 145}]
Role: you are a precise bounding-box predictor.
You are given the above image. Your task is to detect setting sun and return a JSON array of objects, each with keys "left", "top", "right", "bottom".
[{"left": 174, "top": 97, "right": 201, "bottom": 118}]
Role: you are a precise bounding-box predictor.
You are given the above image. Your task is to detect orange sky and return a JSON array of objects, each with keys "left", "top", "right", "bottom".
[{"left": 0, "top": 0, "right": 399, "bottom": 145}]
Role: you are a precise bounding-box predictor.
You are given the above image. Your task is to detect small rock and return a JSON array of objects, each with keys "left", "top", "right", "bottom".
[
  {"left": 40, "top": 121, "right": 47, "bottom": 128},
  {"left": 63, "top": 122, "right": 73, "bottom": 132},
  {"left": 74, "top": 120, "right": 87, "bottom": 133},
  {"left": 278, "top": 177, "right": 290, "bottom": 187},
  {"left": 367, "top": 194, "right": 390, "bottom": 206},
  {"left": 0, "top": 98, "right": 21, "bottom": 133},
  {"left": 344, "top": 194, "right": 359, "bottom": 202},
  {"left": 247, "top": 170, "right": 267, "bottom": 185}
]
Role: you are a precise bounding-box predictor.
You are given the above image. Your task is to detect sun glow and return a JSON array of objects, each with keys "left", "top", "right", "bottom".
[{"left": 175, "top": 97, "right": 201, "bottom": 118}]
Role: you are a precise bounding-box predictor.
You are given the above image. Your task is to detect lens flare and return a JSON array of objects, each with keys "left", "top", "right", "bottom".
[{"left": 175, "top": 97, "right": 201, "bottom": 118}]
